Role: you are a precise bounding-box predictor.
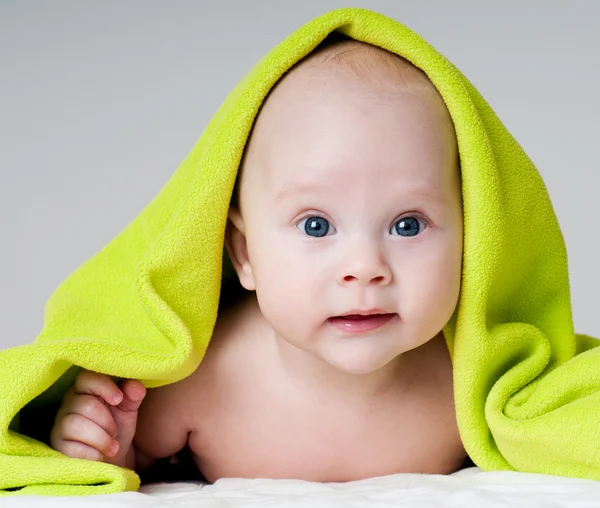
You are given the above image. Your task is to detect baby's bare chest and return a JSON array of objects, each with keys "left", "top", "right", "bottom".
[{"left": 185, "top": 367, "right": 465, "bottom": 482}]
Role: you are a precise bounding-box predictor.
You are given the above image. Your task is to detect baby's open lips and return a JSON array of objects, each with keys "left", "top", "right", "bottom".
[
  {"left": 335, "top": 308, "right": 390, "bottom": 317},
  {"left": 336, "top": 313, "right": 391, "bottom": 320},
  {"left": 327, "top": 311, "right": 397, "bottom": 333}
]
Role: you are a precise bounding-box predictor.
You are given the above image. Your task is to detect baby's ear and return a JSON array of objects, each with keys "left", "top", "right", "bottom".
[{"left": 224, "top": 207, "right": 256, "bottom": 291}]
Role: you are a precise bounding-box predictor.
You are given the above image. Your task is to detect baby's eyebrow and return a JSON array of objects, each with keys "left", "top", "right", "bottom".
[
  {"left": 403, "top": 187, "right": 445, "bottom": 203},
  {"left": 273, "top": 181, "right": 325, "bottom": 203},
  {"left": 273, "top": 181, "right": 446, "bottom": 205}
]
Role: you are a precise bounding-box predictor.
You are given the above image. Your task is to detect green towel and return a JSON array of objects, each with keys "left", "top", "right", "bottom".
[{"left": 2, "top": 6, "right": 599, "bottom": 497}]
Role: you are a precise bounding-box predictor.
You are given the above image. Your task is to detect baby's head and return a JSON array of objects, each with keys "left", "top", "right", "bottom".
[{"left": 225, "top": 34, "right": 463, "bottom": 375}]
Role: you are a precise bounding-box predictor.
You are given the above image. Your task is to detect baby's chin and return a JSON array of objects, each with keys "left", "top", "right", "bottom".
[{"left": 319, "top": 342, "right": 406, "bottom": 376}]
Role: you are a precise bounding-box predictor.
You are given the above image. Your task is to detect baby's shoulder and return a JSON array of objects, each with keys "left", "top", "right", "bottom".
[
  {"left": 181, "top": 293, "right": 262, "bottom": 392},
  {"left": 204, "top": 293, "right": 261, "bottom": 360}
]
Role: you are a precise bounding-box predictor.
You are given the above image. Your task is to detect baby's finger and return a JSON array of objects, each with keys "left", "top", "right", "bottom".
[
  {"left": 74, "top": 370, "right": 123, "bottom": 407},
  {"left": 57, "top": 413, "right": 119, "bottom": 458},
  {"left": 67, "top": 394, "right": 118, "bottom": 439},
  {"left": 115, "top": 380, "right": 146, "bottom": 413},
  {"left": 54, "top": 440, "right": 105, "bottom": 462}
]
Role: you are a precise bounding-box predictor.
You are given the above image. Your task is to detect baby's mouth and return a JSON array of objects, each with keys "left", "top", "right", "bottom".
[{"left": 327, "top": 313, "right": 396, "bottom": 333}]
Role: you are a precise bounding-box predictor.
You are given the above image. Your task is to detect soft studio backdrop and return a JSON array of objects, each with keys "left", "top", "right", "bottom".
[{"left": 0, "top": 1, "right": 598, "bottom": 350}]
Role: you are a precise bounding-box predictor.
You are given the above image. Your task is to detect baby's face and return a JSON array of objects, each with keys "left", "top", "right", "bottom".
[{"left": 229, "top": 65, "right": 463, "bottom": 375}]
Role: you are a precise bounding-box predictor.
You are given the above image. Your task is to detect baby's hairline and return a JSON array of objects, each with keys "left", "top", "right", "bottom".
[{"left": 301, "top": 32, "right": 441, "bottom": 101}]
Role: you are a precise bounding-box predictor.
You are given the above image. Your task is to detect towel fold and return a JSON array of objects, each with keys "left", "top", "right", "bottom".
[{"left": 2, "top": 6, "right": 598, "bottom": 496}]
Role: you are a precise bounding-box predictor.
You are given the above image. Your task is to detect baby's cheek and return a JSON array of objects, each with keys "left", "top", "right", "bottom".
[
  {"left": 417, "top": 261, "right": 460, "bottom": 327},
  {"left": 258, "top": 266, "right": 317, "bottom": 338}
]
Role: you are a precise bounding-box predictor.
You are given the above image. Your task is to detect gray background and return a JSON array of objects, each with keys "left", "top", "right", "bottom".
[{"left": 1, "top": 1, "right": 598, "bottom": 349}]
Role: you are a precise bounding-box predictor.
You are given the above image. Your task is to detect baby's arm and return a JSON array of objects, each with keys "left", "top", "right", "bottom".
[
  {"left": 133, "top": 378, "right": 191, "bottom": 466},
  {"left": 50, "top": 370, "right": 192, "bottom": 474}
]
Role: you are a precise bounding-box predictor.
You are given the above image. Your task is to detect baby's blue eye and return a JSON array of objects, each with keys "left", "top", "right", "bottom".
[
  {"left": 391, "top": 216, "right": 426, "bottom": 237},
  {"left": 298, "top": 216, "right": 332, "bottom": 237}
]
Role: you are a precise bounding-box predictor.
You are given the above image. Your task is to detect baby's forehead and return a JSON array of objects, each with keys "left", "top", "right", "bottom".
[{"left": 234, "top": 40, "right": 456, "bottom": 205}]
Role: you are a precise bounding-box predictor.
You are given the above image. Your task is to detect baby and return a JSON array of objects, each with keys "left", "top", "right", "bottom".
[{"left": 49, "top": 35, "right": 467, "bottom": 483}]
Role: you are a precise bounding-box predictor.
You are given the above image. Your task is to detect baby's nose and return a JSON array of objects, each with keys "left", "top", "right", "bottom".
[
  {"left": 337, "top": 245, "right": 393, "bottom": 286},
  {"left": 341, "top": 272, "right": 390, "bottom": 285}
]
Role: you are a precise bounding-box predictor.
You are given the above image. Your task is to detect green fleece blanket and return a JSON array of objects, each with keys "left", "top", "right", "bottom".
[{"left": 2, "top": 6, "right": 599, "bottom": 497}]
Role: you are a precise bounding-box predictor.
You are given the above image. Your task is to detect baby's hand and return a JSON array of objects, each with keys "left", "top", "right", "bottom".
[{"left": 49, "top": 370, "right": 146, "bottom": 469}]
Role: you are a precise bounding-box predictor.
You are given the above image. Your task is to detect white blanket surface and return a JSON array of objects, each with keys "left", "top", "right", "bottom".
[{"left": 4, "top": 468, "right": 600, "bottom": 507}]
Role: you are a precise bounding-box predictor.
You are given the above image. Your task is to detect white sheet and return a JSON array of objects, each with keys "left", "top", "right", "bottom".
[{"left": 3, "top": 468, "right": 600, "bottom": 507}]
